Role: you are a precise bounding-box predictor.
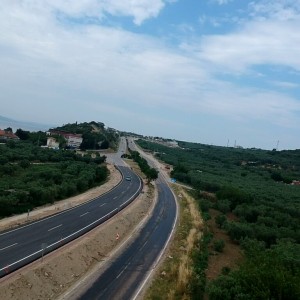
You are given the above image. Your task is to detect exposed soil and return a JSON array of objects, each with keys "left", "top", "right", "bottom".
[
  {"left": 205, "top": 209, "right": 242, "bottom": 281},
  {"left": 0, "top": 163, "right": 156, "bottom": 300},
  {"left": 143, "top": 186, "right": 203, "bottom": 300}
]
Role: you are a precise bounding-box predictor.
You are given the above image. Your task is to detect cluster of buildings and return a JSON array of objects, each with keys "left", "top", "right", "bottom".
[
  {"left": 146, "top": 137, "right": 179, "bottom": 148},
  {"left": 0, "top": 128, "right": 83, "bottom": 150},
  {"left": 46, "top": 130, "right": 83, "bottom": 149}
]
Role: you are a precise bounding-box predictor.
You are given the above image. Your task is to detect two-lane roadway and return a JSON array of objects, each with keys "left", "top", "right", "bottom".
[
  {"left": 0, "top": 166, "right": 142, "bottom": 278},
  {"left": 78, "top": 175, "right": 177, "bottom": 300},
  {"left": 72, "top": 138, "right": 178, "bottom": 300}
]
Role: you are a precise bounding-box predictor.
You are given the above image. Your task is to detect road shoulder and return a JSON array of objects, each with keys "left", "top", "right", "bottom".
[{"left": 0, "top": 164, "right": 157, "bottom": 300}]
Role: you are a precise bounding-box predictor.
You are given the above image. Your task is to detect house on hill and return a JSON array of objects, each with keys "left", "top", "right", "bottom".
[{"left": 47, "top": 130, "right": 83, "bottom": 149}]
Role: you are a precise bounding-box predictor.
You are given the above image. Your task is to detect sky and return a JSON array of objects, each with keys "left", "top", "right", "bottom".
[{"left": 1, "top": 0, "right": 300, "bottom": 150}]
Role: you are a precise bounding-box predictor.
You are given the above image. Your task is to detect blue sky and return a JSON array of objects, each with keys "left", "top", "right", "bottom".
[{"left": 1, "top": 0, "right": 300, "bottom": 149}]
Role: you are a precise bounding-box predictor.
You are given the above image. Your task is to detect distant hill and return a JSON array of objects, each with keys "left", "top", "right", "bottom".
[
  {"left": 52, "top": 121, "right": 119, "bottom": 150},
  {"left": 0, "top": 115, "right": 55, "bottom": 132}
]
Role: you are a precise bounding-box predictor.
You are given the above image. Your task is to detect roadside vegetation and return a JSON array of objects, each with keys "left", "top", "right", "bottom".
[
  {"left": 144, "top": 187, "right": 204, "bottom": 300},
  {"left": 0, "top": 140, "right": 108, "bottom": 218},
  {"left": 137, "top": 139, "right": 300, "bottom": 299},
  {"left": 127, "top": 149, "right": 158, "bottom": 183}
]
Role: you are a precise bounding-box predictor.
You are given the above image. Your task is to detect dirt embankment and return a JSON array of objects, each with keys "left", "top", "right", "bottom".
[{"left": 0, "top": 163, "right": 156, "bottom": 300}]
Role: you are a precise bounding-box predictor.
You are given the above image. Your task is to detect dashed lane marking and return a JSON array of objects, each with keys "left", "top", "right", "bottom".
[
  {"left": 48, "top": 224, "right": 62, "bottom": 232},
  {"left": 0, "top": 243, "right": 18, "bottom": 251},
  {"left": 80, "top": 212, "right": 90, "bottom": 217}
]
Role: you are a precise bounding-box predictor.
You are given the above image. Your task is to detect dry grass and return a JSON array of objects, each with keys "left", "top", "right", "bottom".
[{"left": 144, "top": 186, "right": 203, "bottom": 300}]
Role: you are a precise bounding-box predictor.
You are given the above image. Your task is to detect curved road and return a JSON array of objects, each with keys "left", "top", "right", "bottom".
[
  {"left": 0, "top": 166, "right": 142, "bottom": 278},
  {"left": 75, "top": 139, "right": 178, "bottom": 300}
]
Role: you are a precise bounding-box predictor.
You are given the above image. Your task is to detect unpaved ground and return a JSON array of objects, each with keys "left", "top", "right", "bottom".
[
  {"left": 143, "top": 185, "right": 203, "bottom": 300},
  {"left": 0, "top": 166, "right": 155, "bottom": 300},
  {"left": 0, "top": 164, "right": 121, "bottom": 232},
  {"left": 205, "top": 209, "right": 242, "bottom": 281}
]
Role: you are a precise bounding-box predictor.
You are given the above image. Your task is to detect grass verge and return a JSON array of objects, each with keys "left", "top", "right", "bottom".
[{"left": 144, "top": 186, "right": 203, "bottom": 300}]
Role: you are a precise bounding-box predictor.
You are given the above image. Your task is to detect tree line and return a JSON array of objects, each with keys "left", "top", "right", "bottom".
[{"left": 128, "top": 150, "right": 158, "bottom": 182}]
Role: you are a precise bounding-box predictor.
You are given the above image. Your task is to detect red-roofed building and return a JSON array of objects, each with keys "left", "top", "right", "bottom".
[
  {"left": 0, "top": 129, "right": 19, "bottom": 140},
  {"left": 47, "top": 130, "right": 82, "bottom": 149}
]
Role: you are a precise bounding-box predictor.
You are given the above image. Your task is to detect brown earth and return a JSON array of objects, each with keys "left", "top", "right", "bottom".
[
  {"left": 0, "top": 163, "right": 156, "bottom": 300},
  {"left": 205, "top": 209, "right": 242, "bottom": 281},
  {"left": 143, "top": 186, "right": 203, "bottom": 300}
]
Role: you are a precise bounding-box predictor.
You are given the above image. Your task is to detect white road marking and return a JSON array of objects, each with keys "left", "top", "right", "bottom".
[
  {"left": 48, "top": 224, "right": 62, "bottom": 232},
  {"left": 99, "top": 203, "right": 107, "bottom": 207},
  {"left": 0, "top": 171, "right": 143, "bottom": 276},
  {"left": 116, "top": 263, "right": 130, "bottom": 279},
  {"left": 80, "top": 212, "right": 90, "bottom": 217},
  {"left": 0, "top": 243, "right": 18, "bottom": 251},
  {"left": 139, "top": 240, "right": 148, "bottom": 252},
  {"left": 113, "top": 196, "right": 118, "bottom": 199}
]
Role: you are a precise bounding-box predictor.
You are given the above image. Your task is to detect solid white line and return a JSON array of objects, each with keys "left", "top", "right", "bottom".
[
  {"left": 0, "top": 166, "right": 125, "bottom": 237},
  {"left": 0, "top": 169, "right": 143, "bottom": 274},
  {"left": 48, "top": 224, "right": 62, "bottom": 232},
  {"left": 58, "top": 194, "right": 153, "bottom": 300},
  {"left": 0, "top": 243, "right": 18, "bottom": 251},
  {"left": 80, "top": 212, "right": 89, "bottom": 217},
  {"left": 0, "top": 211, "right": 113, "bottom": 273},
  {"left": 131, "top": 143, "right": 179, "bottom": 300}
]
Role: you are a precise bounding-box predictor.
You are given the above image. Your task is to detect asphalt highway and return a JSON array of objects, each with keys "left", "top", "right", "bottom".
[
  {"left": 0, "top": 165, "right": 142, "bottom": 278},
  {"left": 78, "top": 140, "right": 178, "bottom": 300},
  {"left": 79, "top": 175, "right": 177, "bottom": 300}
]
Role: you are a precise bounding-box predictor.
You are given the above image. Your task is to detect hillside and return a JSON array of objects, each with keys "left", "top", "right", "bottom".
[
  {"left": 53, "top": 121, "right": 119, "bottom": 150},
  {"left": 0, "top": 120, "right": 120, "bottom": 218}
]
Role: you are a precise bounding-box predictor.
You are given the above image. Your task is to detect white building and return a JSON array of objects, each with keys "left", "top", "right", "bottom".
[
  {"left": 47, "top": 137, "right": 60, "bottom": 149},
  {"left": 66, "top": 134, "right": 83, "bottom": 149}
]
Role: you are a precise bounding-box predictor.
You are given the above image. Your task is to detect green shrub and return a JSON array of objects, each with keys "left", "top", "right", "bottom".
[{"left": 213, "top": 239, "right": 225, "bottom": 252}]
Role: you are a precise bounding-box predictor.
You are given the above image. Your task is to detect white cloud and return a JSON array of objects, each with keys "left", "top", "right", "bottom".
[
  {"left": 270, "top": 81, "right": 299, "bottom": 89},
  {"left": 194, "top": 19, "right": 300, "bottom": 72},
  {"left": 211, "top": 0, "right": 233, "bottom": 5},
  {"left": 249, "top": 0, "right": 300, "bottom": 21},
  {"left": 3, "top": 0, "right": 168, "bottom": 26},
  {"left": 0, "top": 1, "right": 300, "bottom": 149}
]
